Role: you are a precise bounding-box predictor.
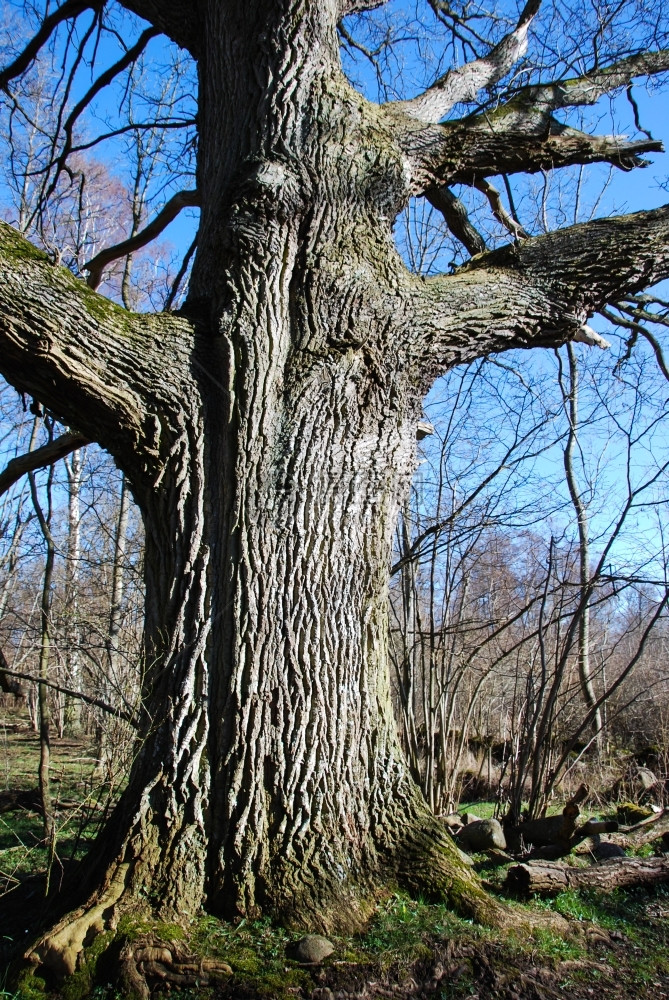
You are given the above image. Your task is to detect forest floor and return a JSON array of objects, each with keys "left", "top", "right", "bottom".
[{"left": 2, "top": 711, "right": 669, "bottom": 1000}]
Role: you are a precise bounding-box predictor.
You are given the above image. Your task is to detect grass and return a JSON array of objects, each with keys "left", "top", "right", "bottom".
[
  {"left": 535, "top": 884, "right": 669, "bottom": 990},
  {"left": 0, "top": 714, "right": 119, "bottom": 894},
  {"left": 458, "top": 799, "right": 498, "bottom": 819},
  {"left": 354, "top": 892, "right": 481, "bottom": 959},
  {"left": 191, "top": 916, "right": 312, "bottom": 999}
]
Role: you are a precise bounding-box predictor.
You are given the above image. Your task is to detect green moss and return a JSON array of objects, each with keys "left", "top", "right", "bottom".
[
  {"left": 71, "top": 279, "right": 131, "bottom": 330},
  {"left": 0, "top": 225, "right": 49, "bottom": 265},
  {"left": 60, "top": 932, "right": 114, "bottom": 1000},
  {"left": 13, "top": 969, "right": 47, "bottom": 1000},
  {"left": 114, "top": 914, "right": 185, "bottom": 943},
  {"left": 240, "top": 967, "right": 311, "bottom": 999},
  {"left": 189, "top": 915, "right": 311, "bottom": 999},
  {"left": 617, "top": 802, "right": 653, "bottom": 824},
  {"left": 0, "top": 221, "right": 140, "bottom": 338}
]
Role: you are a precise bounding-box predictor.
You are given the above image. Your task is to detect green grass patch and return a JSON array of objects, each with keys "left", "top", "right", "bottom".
[
  {"left": 355, "top": 892, "right": 478, "bottom": 958},
  {"left": 0, "top": 715, "right": 124, "bottom": 893},
  {"left": 191, "top": 915, "right": 312, "bottom": 999},
  {"left": 458, "top": 800, "right": 497, "bottom": 819},
  {"left": 535, "top": 884, "right": 669, "bottom": 990}
]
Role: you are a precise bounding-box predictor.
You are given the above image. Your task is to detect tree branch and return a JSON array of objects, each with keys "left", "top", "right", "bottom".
[
  {"left": 474, "top": 178, "right": 529, "bottom": 240},
  {"left": 338, "top": 0, "right": 389, "bottom": 14},
  {"left": 395, "top": 0, "right": 540, "bottom": 122},
  {"left": 0, "top": 222, "right": 195, "bottom": 484},
  {"left": 399, "top": 108, "right": 663, "bottom": 193},
  {"left": 0, "top": 432, "right": 90, "bottom": 497},
  {"left": 43, "top": 26, "right": 160, "bottom": 203},
  {"left": 0, "top": 0, "right": 103, "bottom": 91},
  {"left": 391, "top": 45, "right": 669, "bottom": 193},
  {"left": 116, "top": 0, "right": 202, "bottom": 56},
  {"left": 425, "top": 186, "right": 487, "bottom": 255},
  {"left": 84, "top": 189, "right": 200, "bottom": 290},
  {"left": 407, "top": 204, "right": 669, "bottom": 385},
  {"left": 510, "top": 49, "right": 669, "bottom": 113},
  {"left": 0, "top": 665, "right": 137, "bottom": 725}
]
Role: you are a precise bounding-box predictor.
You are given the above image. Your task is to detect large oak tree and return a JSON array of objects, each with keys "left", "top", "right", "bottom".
[{"left": 2, "top": 0, "right": 669, "bottom": 979}]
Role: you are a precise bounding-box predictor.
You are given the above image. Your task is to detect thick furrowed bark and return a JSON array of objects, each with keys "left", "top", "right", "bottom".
[
  {"left": 206, "top": 358, "right": 422, "bottom": 926},
  {"left": 0, "top": 222, "right": 195, "bottom": 482}
]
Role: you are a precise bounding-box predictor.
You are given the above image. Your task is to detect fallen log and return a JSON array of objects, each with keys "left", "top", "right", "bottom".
[
  {"left": 573, "top": 810, "right": 669, "bottom": 854},
  {"left": 505, "top": 784, "right": 589, "bottom": 852},
  {"left": 0, "top": 788, "right": 42, "bottom": 813},
  {"left": 505, "top": 856, "right": 669, "bottom": 897},
  {"left": 577, "top": 819, "right": 619, "bottom": 837}
]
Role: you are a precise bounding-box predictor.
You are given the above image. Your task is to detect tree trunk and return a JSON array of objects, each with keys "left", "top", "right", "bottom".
[
  {"left": 63, "top": 448, "right": 82, "bottom": 734},
  {"left": 573, "top": 811, "right": 669, "bottom": 854},
  {"left": 562, "top": 343, "right": 602, "bottom": 746},
  {"left": 28, "top": 430, "right": 57, "bottom": 879}
]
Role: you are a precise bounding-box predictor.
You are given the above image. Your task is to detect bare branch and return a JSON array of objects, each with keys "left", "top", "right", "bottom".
[
  {"left": 84, "top": 188, "right": 200, "bottom": 289},
  {"left": 512, "top": 49, "right": 669, "bottom": 113},
  {"left": 43, "top": 27, "right": 160, "bottom": 202},
  {"left": 602, "top": 305, "right": 669, "bottom": 382},
  {"left": 70, "top": 118, "right": 196, "bottom": 156},
  {"left": 400, "top": 110, "right": 663, "bottom": 193},
  {"left": 392, "top": 45, "right": 669, "bottom": 194},
  {"left": 396, "top": 0, "right": 541, "bottom": 122},
  {"left": 426, "top": 186, "right": 487, "bottom": 255},
  {"left": 0, "top": 431, "right": 89, "bottom": 497},
  {"left": 0, "top": 665, "right": 137, "bottom": 725},
  {"left": 408, "top": 204, "right": 669, "bottom": 384},
  {"left": 473, "top": 178, "right": 529, "bottom": 240},
  {"left": 165, "top": 234, "right": 197, "bottom": 311},
  {"left": 0, "top": 0, "right": 103, "bottom": 91}
]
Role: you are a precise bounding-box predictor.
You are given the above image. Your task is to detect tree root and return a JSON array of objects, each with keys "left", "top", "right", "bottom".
[
  {"left": 398, "top": 822, "right": 512, "bottom": 926},
  {"left": 25, "top": 863, "right": 129, "bottom": 978},
  {"left": 397, "top": 822, "right": 570, "bottom": 935},
  {"left": 120, "top": 935, "right": 232, "bottom": 1000}
]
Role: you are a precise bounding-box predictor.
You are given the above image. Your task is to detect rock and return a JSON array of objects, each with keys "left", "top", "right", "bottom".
[
  {"left": 592, "top": 842, "right": 626, "bottom": 861},
  {"left": 287, "top": 935, "right": 334, "bottom": 965},
  {"left": 457, "top": 847, "right": 475, "bottom": 866},
  {"left": 637, "top": 767, "right": 658, "bottom": 791},
  {"left": 617, "top": 802, "right": 653, "bottom": 825},
  {"left": 457, "top": 818, "right": 506, "bottom": 852},
  {"left": 460, "top": 812, "right": 482, "bottom": 825},
  {"left": 441, "top": 812, "right": 463, "bottom": 829}
]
